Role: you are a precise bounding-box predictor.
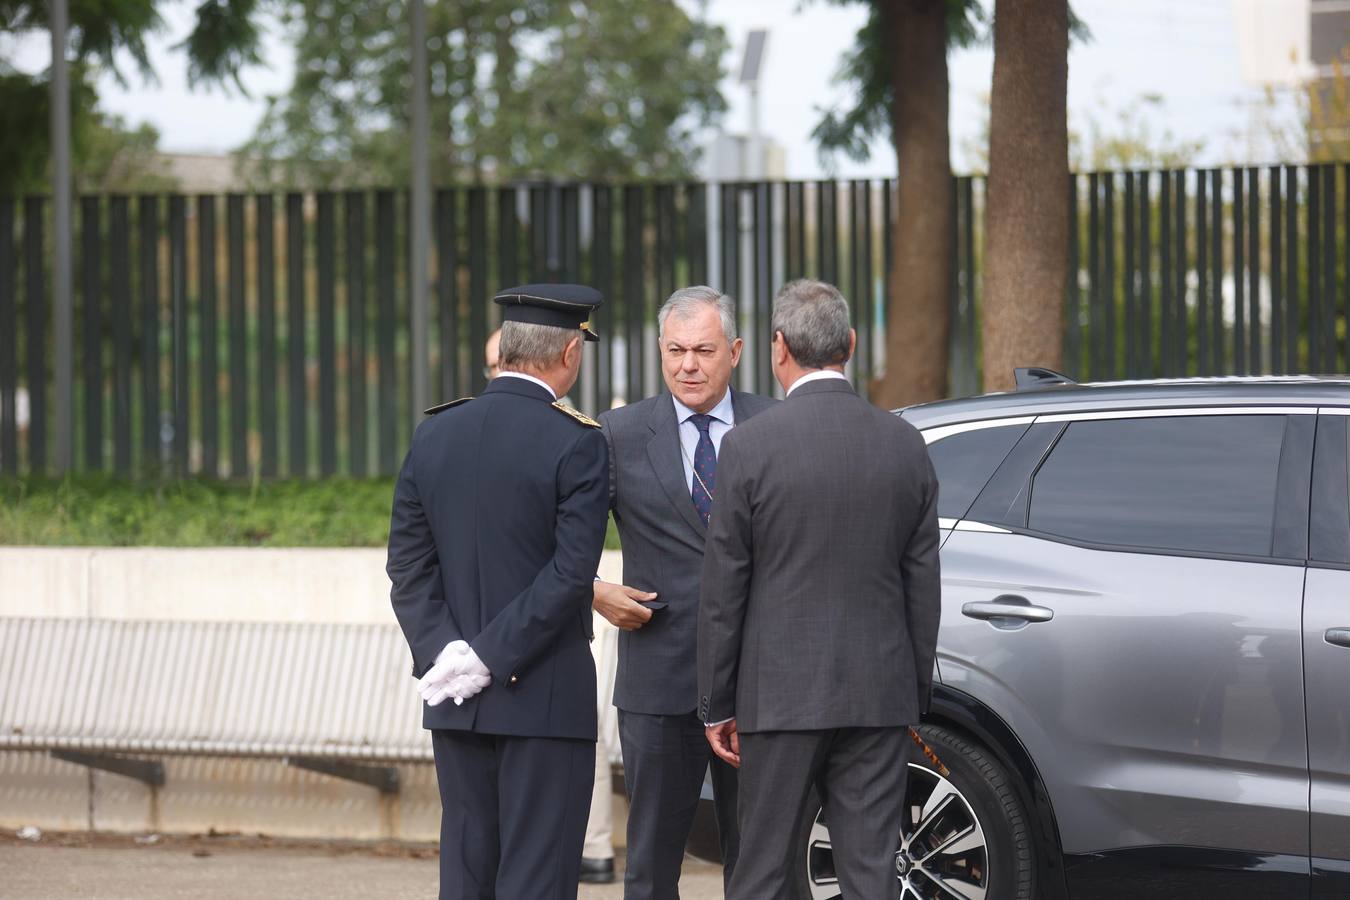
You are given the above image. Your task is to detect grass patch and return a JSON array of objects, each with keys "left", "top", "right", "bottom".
[{"left": 0, "top": 475, "right": 622, "bottom": 550}]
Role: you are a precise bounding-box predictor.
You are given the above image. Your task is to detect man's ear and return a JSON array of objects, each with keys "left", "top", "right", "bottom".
[
  {"left": 565, "top": 335, "right": 583, "bottom": 366},
  {"left": 729, "top": 337, "right": 744, "bottom": 367},
  {"left": 772, "top": 331, "right": 789, "bottom": 367}
]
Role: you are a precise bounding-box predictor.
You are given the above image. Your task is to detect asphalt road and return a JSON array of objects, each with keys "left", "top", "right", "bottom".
[{"left": 0, "top": 832, "right": 726, "bottom": 900}]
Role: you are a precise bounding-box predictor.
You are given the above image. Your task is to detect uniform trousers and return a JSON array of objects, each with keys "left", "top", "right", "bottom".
[{"left": 432, "top": 729, "right": 595, "bottom": 900}]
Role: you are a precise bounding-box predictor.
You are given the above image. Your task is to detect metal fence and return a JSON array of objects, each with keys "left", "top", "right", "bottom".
[{"left": 0, "top": 166, "right": 1346, "bottom": 479}]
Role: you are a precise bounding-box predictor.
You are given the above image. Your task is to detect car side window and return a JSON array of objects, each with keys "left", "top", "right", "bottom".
[
  {"left": 927, "top": 423, "right": 1029, "bottom": 521},
  {"left": 1027, "top": 415, "right": 1288, "bottom": 557}
]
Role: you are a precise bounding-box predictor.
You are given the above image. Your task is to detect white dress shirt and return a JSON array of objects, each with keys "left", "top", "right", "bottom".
[
  {"left": 495, "top": 371, "right": 557, "bottom": 400},
  {"left": 784, "top": 369, "right": 850, "bottom": 397},
  {"left": 672, "top": 389, "right": 735, "bottom": 494}
]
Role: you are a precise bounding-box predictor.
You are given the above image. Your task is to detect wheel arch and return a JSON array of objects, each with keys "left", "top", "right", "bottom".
[{"left": 925, "top": 683, "right": 1071, "bottom": 900}]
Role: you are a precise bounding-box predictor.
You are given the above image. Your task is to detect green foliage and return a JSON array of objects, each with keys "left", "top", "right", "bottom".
[
  {"left": 0, "top": 475, "right": 624, "bottom": 550},
  {"left": 809, "top": 0, "right": 1087, "bottom": 168},
  {"left": 241, "top": 0, "right": 729, "bottom": 187},
  {"left": 0, "top": 0, "right": 264, "bottom": 192}
]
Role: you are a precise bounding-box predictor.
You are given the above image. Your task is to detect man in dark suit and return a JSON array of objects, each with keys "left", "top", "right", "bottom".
[
  {"left": 697, "top": 278, "right": 942, "bottom": 899},
  {"left": 387, "top": 284, "right": 609, "bottom": 900},
  {"left": 594, "top": 286, "right": 776, "bottom": 899}
]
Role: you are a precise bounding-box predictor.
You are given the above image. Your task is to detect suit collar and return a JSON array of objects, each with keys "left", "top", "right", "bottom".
[
  {"left": 483, "top": 376, "right": 556, "bottom": 403},
  {"left": 787, "top": 378, "right": 856, "bottom": 400}
]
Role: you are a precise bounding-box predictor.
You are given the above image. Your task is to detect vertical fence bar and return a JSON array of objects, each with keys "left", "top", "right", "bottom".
[
  {"left": 1064, "top": 175, "right": 1080, "bottom": 380},
  {"left": 286, "top": 192, "right": 307, "bottom": 477},
  {"left": 346, "top": 191, "right": 368, "bottom": 476},
  {"left": 1124, "top": 174, "right": 1136, "bottom": 377},
  {"left": 1270, "top": 168, "right": 1283, "bottom": 373},
  {"left": 467, "top": 188, "right": 487, "bottom": 395},
  {"left": 1196, "top": 172, "right": 1209, "bottom": 375},
  {"left": 755, "top": 182, "right": 774, "bottom": 392},
  {"left": 1247, "top": 168, "right": 1261, "bottom": 373},
  {"left": 529, "top": 185, "right": 548, "bottom": 283},
  {"left": 109, "top": 195, "right": 132, "bottom": 473},
  {"left": 622, "top": 185, "right": 645, "bottom": 402},
  {"left": 1209, "top": 170, "right": 1223, "bottom": 374},
  {"left": 1159, "top": 173, "right": 1173, "bottom": 378},
  {"left": 434, "top": 188, "right": 457, "bottom": 407},
  {"left": 593, "top": 185, "right": 614, "bottom": 410},
  {"left": 1286, "top": 167, "right": 1299, "bottom": 372},
  {"left": 1308, "top": 166, "right": 1322, "bottom": 371},
  {"left": 687, "top": 183, "right": 707, "bottom": 286},
  {"left": 169, "top": 196, "right": 188, "bottom": 472},
  {"left": 1328, "top": 163, "right": 1339, "bottom": 372},
  {"left": 1234, "top": 170, "right": 1246, "bottom": 373},
  {"left": 1139, "top": 172, "right": 1152, "bottom": 376},
  {"left": 376, "top": 190, "right": 397, "bottom": 475},
  {"left": 227, "top": 194, "right": 248, "bottom": 476},
  {"left": 315, "top": 192, "right": 337, "bottom": 476},
  {"left": 498, "top": 186, "right": 519, "bottom": 295},
  {"left": 861, "top": 180, "right": 875, "bottom": 386},
  {"left": 256, "top": 195, "right": 277, "bottom": 478},
  {"left": 1088, "top": 174, "right": 1102, "bottom": 380},
  {"left": 198, "top": 195, "right": 218, "bottom": 477},
  {"left": 0, "top": 198, "right": 14, "bottom": 473},
  {"left": 81, "top": 195, "right": 103, "bottom": 470},
  {"left": 138, "top": 196, "right": 160, "bottom": 468},
  {"left": 1105, "top": 175, "right": 1117, "bottom": 379},
  {"left": 24, "top": 197, "right": 46, "bottom": 472},
  {"left": 1173, "top": 171, "right": 1188, "bottom": 376},
  {"left": 655, "top": 184, "right": 675, "bottom": 304}
]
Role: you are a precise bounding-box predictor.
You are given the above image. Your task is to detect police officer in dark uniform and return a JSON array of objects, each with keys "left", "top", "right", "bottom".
[{"left": 387, "top": 284, "right": 609, "bottom": 900}]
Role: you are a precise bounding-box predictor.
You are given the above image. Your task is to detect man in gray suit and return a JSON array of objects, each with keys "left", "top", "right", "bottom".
[
  {"left": 594, "top": 286, "right": 777, "bottom": 899},
  {"left": 696, "top": 278, "right": 941, "bottom": 899}
]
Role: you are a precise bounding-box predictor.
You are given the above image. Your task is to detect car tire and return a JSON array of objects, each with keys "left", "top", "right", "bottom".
[{"left": 792, "top": 724, "right": 1036, "bottom": 899}]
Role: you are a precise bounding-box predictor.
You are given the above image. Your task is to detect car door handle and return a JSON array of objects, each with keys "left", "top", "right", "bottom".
[
  {"left": 1325, "top": 628, "right": 1350, "bottom": 649},
  {"left": 962, "top": 596, "right": 1055, "bottom": 625}
]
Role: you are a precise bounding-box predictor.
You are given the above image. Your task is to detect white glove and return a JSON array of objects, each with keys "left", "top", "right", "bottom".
[{"left": 418, "top": 641, "right": 492, "bottom": 706}]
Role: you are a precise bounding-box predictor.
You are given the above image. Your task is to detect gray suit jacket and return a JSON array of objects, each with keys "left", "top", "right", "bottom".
[
  {"left": 600, "top": 389, "right": 778, "bottom": 715},
  {"left": 696, "top": 377, "right": 941, "bottom": 732}
]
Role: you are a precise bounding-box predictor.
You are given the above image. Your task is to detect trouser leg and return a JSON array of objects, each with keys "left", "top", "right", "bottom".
[
  {"left": 618, "top": 710, "right": 713, "bottom": 900},
  {"left": 728, "top": 730, "right": 830, "bottom": 900},
  {"left": 583, "top": 742, "right": 614, "bottom": 860},
  {"left": 432, "top": 729, "right": 500, "bottom": 900},
  {"left": 818, "top": 727, "right": 909, "bottom": 900},
  {"left": 708, "top": 754, "right": 740, "bottom": 891},
  {"left": 495, "top": 735, "right": 596, "bottom": 900}
]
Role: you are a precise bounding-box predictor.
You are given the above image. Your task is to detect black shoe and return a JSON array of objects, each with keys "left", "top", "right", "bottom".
[{"left": 579, "top": 857, "right": 615, "bottom": 884}]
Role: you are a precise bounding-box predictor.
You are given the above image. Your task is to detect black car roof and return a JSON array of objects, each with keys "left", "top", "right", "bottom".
[{"left": 900, "top": 375, "right": 1350, "bottom": 431}]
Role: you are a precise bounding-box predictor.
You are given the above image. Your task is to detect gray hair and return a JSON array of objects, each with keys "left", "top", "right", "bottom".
[
  {"left": 770, "top": 279, "right": 852, "bottom": 369},
  {"left": 498, "top": 320, "right": 578, "bottom": 370},
  {"left": 657, "top": 286, "right": 738, "bottom": 342}
]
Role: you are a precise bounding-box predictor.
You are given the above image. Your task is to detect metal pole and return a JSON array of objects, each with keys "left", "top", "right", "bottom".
[
  {"left": 409, "top": 0, "right": 431, "bottom": 425},
  {"left": 51, "top": 0, "right": 74, "bottom": 472}
]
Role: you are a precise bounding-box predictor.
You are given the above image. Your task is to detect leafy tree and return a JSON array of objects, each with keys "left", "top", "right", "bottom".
[
  {"left": 0, "top": 0, "right": 264, "bottom": 193},
  {"left": 242, "top": 0, "right": 729, "bottom": 187},
  {"left": 813, "top": 0, "right": 985, "bottom": 409}
]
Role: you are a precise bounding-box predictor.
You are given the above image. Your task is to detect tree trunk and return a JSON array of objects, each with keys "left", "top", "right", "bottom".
[
  {"left": 870, "top": 0, "right": 952, "bottom": 410},
  {"left": 982, "top": 0, "right": 1069, "bottom": 393}
]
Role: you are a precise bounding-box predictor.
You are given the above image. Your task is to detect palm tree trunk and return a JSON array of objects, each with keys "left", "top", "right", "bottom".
[
  {"left": 982, "top": 0, "right": 1069, "bottom": 392},
  {"left": 871, "top": 0, "right": 952, "bottom": 410}
]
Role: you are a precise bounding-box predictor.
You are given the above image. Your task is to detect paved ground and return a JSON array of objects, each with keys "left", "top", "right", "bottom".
[{"left": 0, "top": 832, "right": 725, "bottom": 899}]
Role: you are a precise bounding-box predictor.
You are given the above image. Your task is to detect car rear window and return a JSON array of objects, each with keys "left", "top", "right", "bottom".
[
  {"left": 927, "top": 423, "right": 1029, "bottom": 521},
  {"left": 1027, "top": 415, "right": 1287, "bottom": 557}
]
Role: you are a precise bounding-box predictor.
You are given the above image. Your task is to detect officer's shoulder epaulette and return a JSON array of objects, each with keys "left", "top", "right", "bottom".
[
  {"left": 423, "top": 397, "right": 473, "bottom": 416},
  {"left": 551, "top": 401, "right": 601, "bottom": 428}
]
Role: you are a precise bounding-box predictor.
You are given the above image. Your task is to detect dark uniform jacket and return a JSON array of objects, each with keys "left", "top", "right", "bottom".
[
  {"left": 696, "top": 377, "right": 942, "bottom": 732},
  {"left": 387, "top": 376, "right": 609, "bottom": 741},
  {"left": 600, "top": 388, "right": 777, "bottom": 715}
]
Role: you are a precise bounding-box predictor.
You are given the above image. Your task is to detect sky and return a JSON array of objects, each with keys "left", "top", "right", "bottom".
[{"left": 2, "top": 0, "right": 1302, "bottom": 178}]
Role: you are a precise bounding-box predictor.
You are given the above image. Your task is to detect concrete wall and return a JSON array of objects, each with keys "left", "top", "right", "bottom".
[{"left": 1, "top": 547, "right": 626, "bottom": 841}]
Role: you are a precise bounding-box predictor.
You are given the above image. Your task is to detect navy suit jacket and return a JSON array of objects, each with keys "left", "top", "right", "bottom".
[{"left": 387, "top": 377, "right": 609, "bottom": 740}]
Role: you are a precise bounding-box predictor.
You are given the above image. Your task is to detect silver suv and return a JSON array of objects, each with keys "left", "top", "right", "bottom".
[{"left": 795, "top": 374, "right": 1350, "bottom": 900}]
